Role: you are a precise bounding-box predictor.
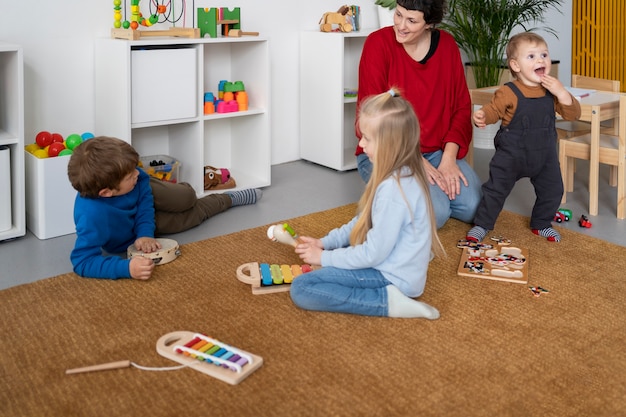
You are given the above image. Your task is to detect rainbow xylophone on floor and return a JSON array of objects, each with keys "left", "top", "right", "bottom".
[
  {"left": 236, "top": 262, "right": 314, "bottom": 294},
  {"left": 156, "top": 331, "right": 263, "bottom": 385}
]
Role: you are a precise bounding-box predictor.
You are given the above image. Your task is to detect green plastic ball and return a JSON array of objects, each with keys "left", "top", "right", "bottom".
[{"left": 65, "top": 134, "right": 83, "bottom": 150}]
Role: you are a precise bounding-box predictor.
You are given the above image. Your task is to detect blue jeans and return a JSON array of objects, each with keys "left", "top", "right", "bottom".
[
  {"left": 357, "top": 151, "right": 482, "bottom": 229},
  {"left": 290, "top": 267, "right": 391, "bottom": 316}
]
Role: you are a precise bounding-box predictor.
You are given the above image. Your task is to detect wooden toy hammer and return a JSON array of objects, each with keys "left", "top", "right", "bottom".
[{"left": 228, "top": 29, "right": 259, "bottom": 37}]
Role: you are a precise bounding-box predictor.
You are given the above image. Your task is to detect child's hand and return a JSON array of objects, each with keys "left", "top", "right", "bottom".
[
  {"left": 541, "top": 74, "right": 572, "bottom": 105},
  {"left": 473, "top": 110, "right": 486, "bottom": 128},
  {"left": 295, "top": 236, "right": 324, "bottom": 266},
  {"left": 129, "top": 256, "right": 155, "bottom": 280},
  {"left": 134, "top": 237, "right": 162, "bottom": 253}
]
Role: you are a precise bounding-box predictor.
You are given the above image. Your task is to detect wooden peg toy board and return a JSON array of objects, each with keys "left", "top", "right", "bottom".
[
  {"left": 236, "top": 262, "right": 313, "bottom": 294},
  {"left": 457, "top": 244, "right": 529, "bottom": 284},
  {"left": 156, "top": 331, "right": 263, "bottom": 385}
]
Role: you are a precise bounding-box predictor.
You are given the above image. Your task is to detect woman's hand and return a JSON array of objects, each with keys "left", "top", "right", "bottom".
[
  {"left": 294, "top": 236, "right": 324, "bottom": 266},
  {"left": 423, "top": 149, "right": 468, "bottom": 200}
]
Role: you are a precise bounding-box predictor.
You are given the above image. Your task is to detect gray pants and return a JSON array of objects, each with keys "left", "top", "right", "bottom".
[{"left": 150, "top": 178, "right": 231, "bottom": 235}]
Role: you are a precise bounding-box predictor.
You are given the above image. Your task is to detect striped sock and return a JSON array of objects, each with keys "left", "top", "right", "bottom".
[
  {"left": 226, "top": 189, "right": 262, "bottom": 206},
  {"left": 466, "top": 225, "right": 488, "bottom": 242},
  {"left": 532, "top": 227, "right": 561, "bottom": 242}
]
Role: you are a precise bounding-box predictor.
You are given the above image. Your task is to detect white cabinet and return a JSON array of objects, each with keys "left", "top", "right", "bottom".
[
  {"left": 0, "top": 43, "right": 25, "bottom": 241},
  {"left": 95, "top": 37, "right": 271, "bottom": 194},
  {"left": 300, "top": 29, "right": 374, "bottom": 171}
]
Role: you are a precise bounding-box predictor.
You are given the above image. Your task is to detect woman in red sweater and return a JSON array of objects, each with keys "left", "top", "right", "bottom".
[{"left": 355, "top": 0, "right": 481, "bottom": 228}]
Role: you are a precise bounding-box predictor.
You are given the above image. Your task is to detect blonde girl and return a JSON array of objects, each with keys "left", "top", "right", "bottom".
[{"left": 290, "top": 88, "right": 444, "bottom": 318}]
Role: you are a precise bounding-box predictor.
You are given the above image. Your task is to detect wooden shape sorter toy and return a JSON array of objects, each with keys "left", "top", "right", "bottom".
[
  {"left": 236, "top": 262, "right": 313, "bottom": 294},
  {"left": 156, "top": 331, "right": 263, "bottom": 385},
  {"left": 456, "top": 239, "right": 529, "bottom": 284}
]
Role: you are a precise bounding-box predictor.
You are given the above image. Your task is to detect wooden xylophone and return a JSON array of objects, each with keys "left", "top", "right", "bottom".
[
  {"left": 236, "top": 262, "right": 313, "bottom": 294},
  {"left": 156, "top": 331, "right": 263, "bottom": 385}
]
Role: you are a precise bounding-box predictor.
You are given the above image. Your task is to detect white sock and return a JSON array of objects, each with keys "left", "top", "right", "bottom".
[{"left": 386, "top": 285, "right": 440, "bottom": 320}]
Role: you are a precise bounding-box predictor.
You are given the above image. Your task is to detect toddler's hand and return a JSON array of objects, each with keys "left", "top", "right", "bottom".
[
  {"left": 541, "top": 74, "right": 572, "bottom": 105},
  {"left": 473, "top": 110, "right": 486, "bottom": 128},
  {"left": 129, "top": 256, "right": 155, "bottom": 280},
  {"left": 134, "top": 237, "right": 161, "bottom": 253}
]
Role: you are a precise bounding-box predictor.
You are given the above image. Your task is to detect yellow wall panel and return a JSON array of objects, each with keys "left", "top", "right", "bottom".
[{"left": 572, "top": 0, "right": 625, "bottom": 91}]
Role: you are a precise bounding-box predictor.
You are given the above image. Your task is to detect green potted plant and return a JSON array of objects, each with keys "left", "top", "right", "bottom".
[
  {"left": 375, "top": 0, "right": 396, "bottom": 27},
  {"left": 440, "top": 0, "right": 563, "bottom": 88},
  {"left": 375, "top": 0, "right": 396, "bottom": 9}
]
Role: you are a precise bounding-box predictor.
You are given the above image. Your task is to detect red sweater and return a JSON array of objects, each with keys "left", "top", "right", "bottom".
[{"left": 355, "top": 27, "right": 472, "bottom": 159}]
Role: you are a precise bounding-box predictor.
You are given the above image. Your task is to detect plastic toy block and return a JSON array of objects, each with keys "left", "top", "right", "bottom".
[{"left": 217, "top": 100, "right": 239, "bottom": 113}]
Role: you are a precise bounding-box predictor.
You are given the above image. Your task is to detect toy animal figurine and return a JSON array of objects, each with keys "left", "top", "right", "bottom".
[
  {"left": 319, "top": 5, "right": 353, "bottom": 33},
  {"left": 204, "top": 166, "right": 236, "bottom": 190}
]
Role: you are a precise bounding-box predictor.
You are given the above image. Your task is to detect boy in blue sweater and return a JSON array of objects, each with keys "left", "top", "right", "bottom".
[{"left": 68, "top": 136, "right": 261, "bottom": 280}]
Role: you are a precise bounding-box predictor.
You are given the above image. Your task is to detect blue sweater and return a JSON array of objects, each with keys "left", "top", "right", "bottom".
[
  {"left": 321, "top": 170, "right": 433, "bottom": 297},
  {"left": 70, "top": 169, "right": 156, "bottom": 279}
]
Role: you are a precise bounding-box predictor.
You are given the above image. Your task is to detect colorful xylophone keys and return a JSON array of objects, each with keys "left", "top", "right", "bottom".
[
  {"left": 174, "top": 334, "right": 251, "bottom": 373},
  {"left": 236, "top": 262, "right": 315, "bottom": 294},
  {"left": 260, "top": 263, "right": 312, "bottom": 286}
]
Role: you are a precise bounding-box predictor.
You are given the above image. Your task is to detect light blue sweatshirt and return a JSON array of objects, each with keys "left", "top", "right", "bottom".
[{"left": 320, "top": 171, "right": 433, "bottom": 297}]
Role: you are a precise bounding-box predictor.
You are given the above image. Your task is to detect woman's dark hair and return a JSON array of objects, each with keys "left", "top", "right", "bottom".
[{"left": 396, "top": 0, "right": 448, "bottom": 25}]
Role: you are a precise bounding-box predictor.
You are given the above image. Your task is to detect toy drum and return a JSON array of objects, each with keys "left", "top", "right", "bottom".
[{"left": 127, "top": 238, "right": 181, "bottom": 265}]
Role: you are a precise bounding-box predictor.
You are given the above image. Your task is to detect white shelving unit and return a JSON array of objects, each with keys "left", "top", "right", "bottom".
[
  {"left": 299, "top": 29, "right": 374, "bottom": 171},
  {"left": 0, "top": 43, "right": 25, "bottom": 241},
  {"left": 95, "top": 36, "right": 271, "bottom": 194}
]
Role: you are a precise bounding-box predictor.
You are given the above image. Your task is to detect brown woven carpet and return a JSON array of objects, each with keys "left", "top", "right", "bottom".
[{"left": 1, "top": 205, "right": 625, "bottom": 417}]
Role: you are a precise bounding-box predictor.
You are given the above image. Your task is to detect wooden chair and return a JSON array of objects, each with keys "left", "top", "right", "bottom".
[
  {"left": 557, "top": 75, "right": 621, "bottom": 191},
  {"left": 556, "top": 74, "right": 621, "bottom": 139},
  {"left": 559, "top": 94, "right": 626, "bottom": 219}
]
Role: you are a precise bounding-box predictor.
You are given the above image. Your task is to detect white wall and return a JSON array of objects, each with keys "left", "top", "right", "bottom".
[{"left": 0, "top": 0, "right": 571, "bottom": 166}]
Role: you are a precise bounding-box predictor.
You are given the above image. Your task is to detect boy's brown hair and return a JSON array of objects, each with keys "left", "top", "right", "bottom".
[
  {"left": 67, "top": 136, "right": 139, "bottom": 198},
  {"left": 506, "top": 32, "right": 548, "bottom": 78}
]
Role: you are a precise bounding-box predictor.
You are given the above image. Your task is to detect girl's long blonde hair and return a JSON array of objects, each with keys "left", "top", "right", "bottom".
[{"left": 350, "top": 88, "right": 445, "bottom": 258}]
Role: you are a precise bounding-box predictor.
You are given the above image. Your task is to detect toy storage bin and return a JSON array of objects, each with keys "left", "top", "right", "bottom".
[
  {"left": 131, "top": 46, "right": 197, "bottom": 124},
  {"left": 24, "top": 151, "right": 76, "bottom": 239},
  {"left": 139, "top": 155, "right": 180, "bottom": 183}
]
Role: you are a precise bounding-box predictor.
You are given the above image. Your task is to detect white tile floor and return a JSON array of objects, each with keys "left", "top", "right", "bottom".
[{"left": 1, "top": 150, "right": 625, "bottom": 291}]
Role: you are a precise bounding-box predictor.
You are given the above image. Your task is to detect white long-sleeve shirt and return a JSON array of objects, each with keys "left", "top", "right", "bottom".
[{"left": 321, "top": 170, "right": 434, "bottom": 297}]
